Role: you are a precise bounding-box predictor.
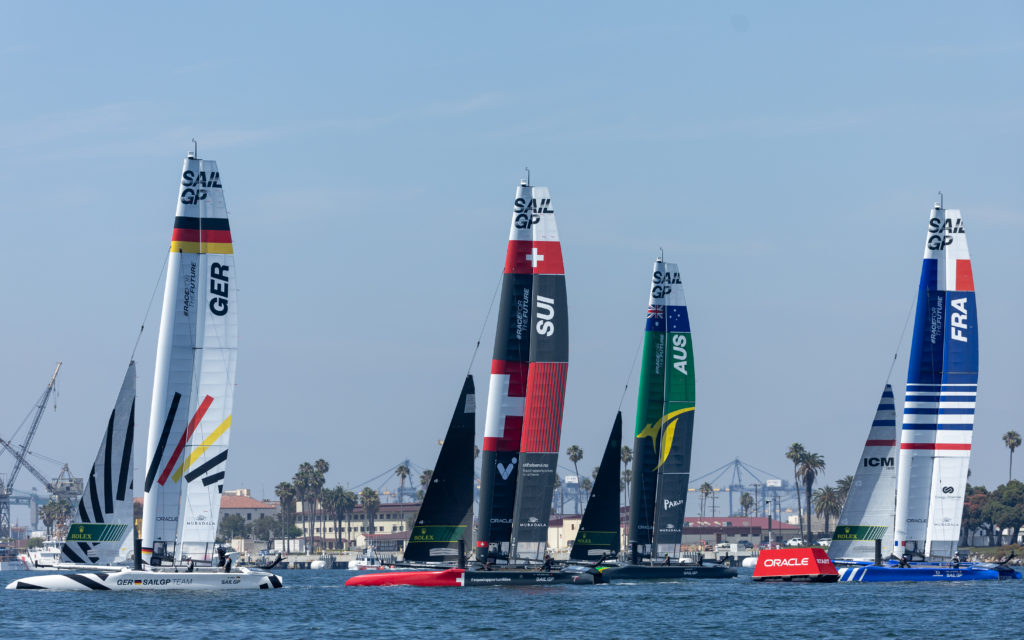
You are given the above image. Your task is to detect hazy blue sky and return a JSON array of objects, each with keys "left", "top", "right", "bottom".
[{"left": 1, "top": 2, "right": 1021, "bottom": 521}]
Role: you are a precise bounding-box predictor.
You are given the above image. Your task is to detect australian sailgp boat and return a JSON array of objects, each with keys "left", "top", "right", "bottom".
[
  {"left": 8, "top": 151, "right": 282, "bottom": 590},
  {"left": 604, "top": 257, "right": 734, "bottom": 580},
  {"left": 836, "top": 201, "right": 1018, "bottom": 582}
]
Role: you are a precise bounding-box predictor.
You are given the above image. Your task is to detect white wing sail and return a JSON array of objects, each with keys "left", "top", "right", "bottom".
[{"left": 141, "top": 154, "right": 237, "bottom": 564}]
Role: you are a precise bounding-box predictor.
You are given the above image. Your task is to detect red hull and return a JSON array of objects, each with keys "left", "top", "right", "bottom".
[{"left": 346, "top": 568, "right": 464, "bottom": 587}]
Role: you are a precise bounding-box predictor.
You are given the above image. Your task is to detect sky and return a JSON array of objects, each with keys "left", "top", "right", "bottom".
[{"left": 1, "top": 2, "right": 1021, "bottom": 524}]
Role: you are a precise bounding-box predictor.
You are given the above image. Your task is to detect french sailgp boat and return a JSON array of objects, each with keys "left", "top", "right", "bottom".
[
  {"left": 602, "top": 257, "right": 735, "bottom": 580},
  {"left": 836, "top": 201, "right": 1018, "bottom": 583},
  {"left": 8, "top": 150, "right": 282, "bottom": 590},
  {"left": 349, "top": 179, "right": 598, "bottom": 587}
]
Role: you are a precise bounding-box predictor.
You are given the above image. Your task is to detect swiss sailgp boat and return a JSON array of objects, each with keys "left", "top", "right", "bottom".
[
  {"left": 349, "top": 180, "right": 599, "bottom": 587},
  {"left": 836, "top": 201, "right": 1018, "bottom": 582},
  {"left": 604, "top": 257, "right": 734, "bottom": 580},
  {"left": 8, "top": 150, "right": 282, "bottom": 590},
  {"left": 477, "top": 178, "right": 568, "bottom": 566}
]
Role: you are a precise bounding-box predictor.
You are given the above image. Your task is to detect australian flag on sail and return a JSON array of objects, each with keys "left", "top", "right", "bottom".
[{"left": 646, "top": 305, "right": 691, "bottom": 332}]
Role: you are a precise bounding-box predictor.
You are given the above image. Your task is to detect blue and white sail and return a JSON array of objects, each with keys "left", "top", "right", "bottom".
[
  {"left": 829, "top": 385, "right": 898, "bottom": 561},
  {"left": 893, "top": 203, "right": 977, "bottom": 560}
]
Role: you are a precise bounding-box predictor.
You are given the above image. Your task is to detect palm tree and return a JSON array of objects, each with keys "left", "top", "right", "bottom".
[
  {"left": 567, "top": 445, "right": 584, "bottom": 513},
  {"left": 622, "top": 469, "right": 632, "bottom": 508},
  {"left": 835, "top": 475, "right": 854, "bottom": 508},
  {"left": 785, "top": 443, "right": 806, "bottom": 538},
  {"left": 699, "top": 482, "right": 713, "bottom": 519},
  {"left": 419, "top": 469, "right": 433, "bottom": 494},
  {"left": 812, "top": 485, "right": 842, "bottom": 537},
  {"left": 340, "top": 490, "right": 358, "bottom": 550},
  {"left": 360, "top": 487, "right": 381, "bottom": 544},
  {"left": 395, "top": 461, "right": 411, "bottom": 503},
  {"left": 1003, "top": 431, "right": 1021, "bottom": 481},
  {"left": 592, "top": 466, "right": 601, "bottom": 481},
  {"left": 796, "top": 451, "right": 826, "bottom": 542},
  {"left": 621, "top": 446, "right": 633, "bottom": 507},
  {"left": 292, "top": 462, "right": 314, "bottom": 551},
  {"left": 275, "top": 481, "right": 296, "bottom": 552},
  {"left": 581, "top": 477, "right": 593, "bottom": 501},
  {"left": 313, "top": 459, "right": 329, "bottom": 552},
  {"left": 740, "top": 492, "right": 754, "bottom": 516}
]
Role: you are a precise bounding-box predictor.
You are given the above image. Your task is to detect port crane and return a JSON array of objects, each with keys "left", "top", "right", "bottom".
[{"left": 0, "top": 363, "right": 82, "bottom": 538}]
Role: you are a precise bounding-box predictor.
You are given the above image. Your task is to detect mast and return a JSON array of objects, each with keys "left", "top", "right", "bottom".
[
  {"left": 893, "top": 202, "right": 977, "bottom": 560},
  {"left": 141, "top": 152, "right": 237, "bottom": 565},
  {"left": 404, "top": 376, "right": 476, "bottom": 563},
  {"left": 507, "top": 183, "right": 568, "bottom": 563},
  {"left": 628, "top": 258, "right": 695, "bottom": 561}
]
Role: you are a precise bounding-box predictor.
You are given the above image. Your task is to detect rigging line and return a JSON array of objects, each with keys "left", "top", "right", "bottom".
[
  {"left": 886, "top": 294, "right": 917, "bottom": 384},
  {"left": 130, "top": 250, "right": 170, "bottom": 362},
  {"left": 467, "top": 269, "right": 503, "bottom": 376},
  {"left": 618, "top": 332, "right": 644, "bottom": 412}
]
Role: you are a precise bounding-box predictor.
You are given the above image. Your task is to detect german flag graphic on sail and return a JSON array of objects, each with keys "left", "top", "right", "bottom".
[{"left": 169, "top": 217, "right": 233, "bottom": 254}]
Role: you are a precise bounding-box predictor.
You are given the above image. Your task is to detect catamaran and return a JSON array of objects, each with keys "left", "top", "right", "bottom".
[
  {"left": 350, "top": 179, "right": 599, "bottom": 587},
  {"left": 601, "top": 256, "right": 734, "bottom": 580},
  {"left": 835, "top": 200, "right": 1018, "bottom": 582},
  {"left": 8, "top": 150, "right": 282, "bottom": 590}
]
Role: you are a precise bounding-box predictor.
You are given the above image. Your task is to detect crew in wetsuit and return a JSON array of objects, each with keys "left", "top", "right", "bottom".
[
  {"left": 951, "top": 554, "right": 960, "bottom": 569},
  {"left": 898, "top": 554, "right": 910, "bottom": 568},
  {"left": 541, "top": 554, "right": 552, "bottom": 571},
  {"left": 663, "top": 554, "right": 671, "bottom": 565}
]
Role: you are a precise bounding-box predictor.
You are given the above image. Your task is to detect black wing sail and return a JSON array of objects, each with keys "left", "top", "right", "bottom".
[
  {"left": 570, "top": 413, "right": 622, "bottom": 561},
  {"left": 403, "top": 376, "right": 476, "bottom": 563}
]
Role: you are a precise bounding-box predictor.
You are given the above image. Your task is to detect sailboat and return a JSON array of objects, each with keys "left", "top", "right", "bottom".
[
  {"left": 836, "top": 200, "right": 1019, "bottom": 582},
  {"left": 8, "top": 150, "right": 282, "bottom": 590},
  {"left": 349, "top": 179, "right": 599, "bottom": 587},
  {"left": 476, "top": 178, "right": 568, "bottom": 566},
  {"left": 604, "top": 257, "right": 735, "bottom": 580}
]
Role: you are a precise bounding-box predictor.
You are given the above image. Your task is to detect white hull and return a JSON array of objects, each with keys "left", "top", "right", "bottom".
[{"left": 6, "top": 566, "right": 282, "bottom": 591}]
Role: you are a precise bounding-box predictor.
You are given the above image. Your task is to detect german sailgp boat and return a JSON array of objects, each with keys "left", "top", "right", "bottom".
[
  {"left": 603, "top": 257, "right": 735, "bottom": 580},
  {"left": 349, "top": 179, "right": 598, "bottom": 587},
  {"left": 836, "top": 201, "right": 1018, "bottom": 583},
  {"left": 8, "top": 151, "right": 282, "bottom": 590}
]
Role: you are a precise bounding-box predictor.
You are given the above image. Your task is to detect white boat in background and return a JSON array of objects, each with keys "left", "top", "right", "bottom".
[
  {"left": 7, "top": 149, "right": 281, "bottom": 591},
  {"left": 18, "top": 540, "right": 62, "bottom": 570}
]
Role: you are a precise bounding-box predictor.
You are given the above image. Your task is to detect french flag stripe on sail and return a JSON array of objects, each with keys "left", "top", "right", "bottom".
[{"left": 955, "top": 260, "right": 974, "bottom": 291}]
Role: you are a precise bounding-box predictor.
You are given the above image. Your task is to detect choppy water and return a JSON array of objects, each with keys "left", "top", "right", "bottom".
[{"left": 1, "top": 567, "right": 1020, "bottom": 639}]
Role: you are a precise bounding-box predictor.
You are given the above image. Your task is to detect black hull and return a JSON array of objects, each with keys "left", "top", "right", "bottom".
[
  {"left": 601, "top": 564, "right": 737, "bottom": 580},
  {"left": 464, "top": 569, "right": 602, "bottom": 586}
]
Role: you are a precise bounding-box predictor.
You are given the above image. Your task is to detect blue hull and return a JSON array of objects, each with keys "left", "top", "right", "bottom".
[{"left": 839, "top": 564, "right": 1021, "bottom": 582}]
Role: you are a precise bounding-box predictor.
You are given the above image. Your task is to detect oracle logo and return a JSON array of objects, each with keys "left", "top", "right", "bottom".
[{"left": 764, "top": 557, "right": 809, "bottom": 568}]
